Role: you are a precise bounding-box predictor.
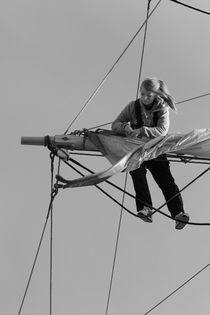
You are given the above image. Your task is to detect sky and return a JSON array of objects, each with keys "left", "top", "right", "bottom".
[{"left": 1, "top": 0, "right": 210, "bottom": 314}]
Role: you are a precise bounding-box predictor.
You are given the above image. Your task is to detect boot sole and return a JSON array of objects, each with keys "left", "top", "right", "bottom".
[
  {"left": 175, "top": 215, "right": 189, "bottom": 230},
  {"left": 138, "top": 213, "right": 153, "bottom": 223}
]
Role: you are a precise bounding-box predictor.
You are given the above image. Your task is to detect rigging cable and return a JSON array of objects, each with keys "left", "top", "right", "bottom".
[
  {"left": 169, "top": 0, "right": 210, "bottom": 15},
  {"left": 136, "top": 0, "right": 151, "bottom": 98},
  {"left": 151, "top": 166, "right": 210, "bottom": 216},
  {"left": 105, "top": 172, "right": 128, "bottom": 315},
  {"left": 86, "top": 91, "right": 210, "bottom": 131},
  {"left": 144, "top": 262, "right": 210, "bottom": 314},
  {"left": 18, "top": 154, "right": 58, "bottom": 315},
  {"left": 61, "top": 158, "right": 210, "bottom": 226},
  {"left": 65, "top": 161, "right": 133, "bottom": 213},
  {"left": 176, "top": 92, "right": 210, "bottom": 105},
  {"left": 106, "top": 2, "right": 152, "bottom": 313},
  {"left": 63, "top": 0, "right": 163, "bottom": 135}
]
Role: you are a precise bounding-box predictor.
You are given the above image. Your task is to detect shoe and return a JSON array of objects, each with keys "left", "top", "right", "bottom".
[
  {"left": 175, "top": 212, "right": 189, "bottom": 230},
  {"left": 137, "top": 207, "right": 153, "bottom": 223}
]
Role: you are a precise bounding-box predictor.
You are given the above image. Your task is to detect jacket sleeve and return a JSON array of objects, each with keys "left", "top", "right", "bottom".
[
  {"left": 111, "top": 102, "right": 134, "bottom": 135},
  {"left": 138, "top": 108, "right": 170, "bottom": 138}
]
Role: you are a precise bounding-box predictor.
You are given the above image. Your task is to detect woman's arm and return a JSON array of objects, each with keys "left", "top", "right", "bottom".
[
  {"left": 111, "top": 101, "right": 134, "bottom": 135},
  {"left": 138, "top": 108, "right": 170, "bottom": 138}
]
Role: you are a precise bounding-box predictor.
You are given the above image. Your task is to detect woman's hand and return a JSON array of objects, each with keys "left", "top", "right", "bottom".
[{"left": 129, "top": 128, "right": 141, "bottom": 137}]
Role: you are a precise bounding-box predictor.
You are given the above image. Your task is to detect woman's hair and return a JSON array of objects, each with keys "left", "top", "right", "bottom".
[{"left": 140, "top": 77, "right": 177, "bottom": 111}]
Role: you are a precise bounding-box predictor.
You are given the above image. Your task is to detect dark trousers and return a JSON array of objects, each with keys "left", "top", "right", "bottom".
[{"left": 130, "top": 155, "right": 184, "bottom": 218}]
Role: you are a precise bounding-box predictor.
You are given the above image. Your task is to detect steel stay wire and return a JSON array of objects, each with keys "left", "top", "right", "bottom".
[
  {"left": 169, "top": 0, "right": 210, "bottom": 15},
  {"left": 151, "top": 166, "right": 210, "bottom": 216},
  {"left": 176, "top": 92, "right": 210, "bottom": 105},
  {"left": 105, "top": 2, "right": 152, "bottom": 314},
  {"left": 102, "top": 2, "right": 154, "bottom": 313},
  {"left": 144, "top": 262, "right": 210, "bottom": 315},
  {"left": 105, "top": 172, "right": 128, "bottom": 315}
]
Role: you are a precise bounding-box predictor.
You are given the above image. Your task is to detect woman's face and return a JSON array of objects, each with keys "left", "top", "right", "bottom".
[{"left": 140, "top": 86, "right": 156, "bottom": 107}]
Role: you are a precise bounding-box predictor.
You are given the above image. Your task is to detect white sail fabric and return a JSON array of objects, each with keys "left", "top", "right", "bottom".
[{"left": 61, "top": 129, "right": 210, "bottom": 188}]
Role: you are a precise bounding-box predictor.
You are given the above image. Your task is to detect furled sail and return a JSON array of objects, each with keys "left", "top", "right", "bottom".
[{"left": 57, "top": 128, "right": 210, "bottom": 188}]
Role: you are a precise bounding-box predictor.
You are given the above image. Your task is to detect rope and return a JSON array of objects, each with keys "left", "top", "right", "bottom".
[
  {"left": 105, "top": 172, "right": 128, "bottom": 315},
  {"left": 63, "top": 159, "right": 210, "bottom": 226},
  {"left": 18, "top": 154, "right": 58, "bottom": 315},
  {"left": 144, "top": 262, "right": 210, "bottom": 314},
  {"left": 63, "top": 160, "right": 136, "bottom": 216},
  {"left": 136, "top": 0, "right": 152, "bottom": 99},
  {"left": 64, "top": 0, "right": 162, "bottom": 135},
  {"left": 62, "top": 158, "right": 210, "bottom": 226},
  {"left": 169, "top": 0, "right": 210, "bottom": 15},
  {"left": 152, "top": 166, "right": 210, "bottom": 216},
  {"left": 87, "top": 122, "right": 113, "bottom": 131}
]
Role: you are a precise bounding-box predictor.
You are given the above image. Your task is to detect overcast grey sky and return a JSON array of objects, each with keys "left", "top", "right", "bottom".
[{"left": 1, "top": 1, "right": 210, "bottom": 314}]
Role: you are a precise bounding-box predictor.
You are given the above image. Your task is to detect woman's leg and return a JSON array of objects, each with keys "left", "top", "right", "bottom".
[
  {"left": 130, "top": 163, "right": 152, "bottom": 211},
  {"left": 146, "top": 156, "right": 184, "bottom": 218}
]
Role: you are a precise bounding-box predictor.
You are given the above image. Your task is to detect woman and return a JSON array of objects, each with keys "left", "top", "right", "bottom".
[{"left": 112, "top": 77, "right": 189, "bottom": 230}]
